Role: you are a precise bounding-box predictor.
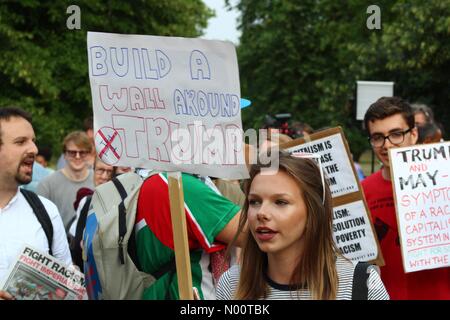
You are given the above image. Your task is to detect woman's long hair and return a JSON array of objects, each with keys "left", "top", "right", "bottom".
[{"left": 231, "top": 151, "right": 339, "bottom": 299}]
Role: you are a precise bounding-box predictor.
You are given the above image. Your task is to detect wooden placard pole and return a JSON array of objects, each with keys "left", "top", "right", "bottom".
[{"left": 167, "top": 171, "right": 193, "bottom": 300}]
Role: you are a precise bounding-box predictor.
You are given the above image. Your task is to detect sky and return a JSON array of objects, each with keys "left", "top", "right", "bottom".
[{"left": 202, "top": 0, "right": 241, "bottom": 44}]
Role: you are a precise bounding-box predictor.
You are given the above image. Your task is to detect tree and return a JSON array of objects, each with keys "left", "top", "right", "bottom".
[
  {"left": 229, "top": 0, "right": 450, "bottom": 160},
  {"left": 348, "top": 0, "right": 450, "bottom": 135},
  {"left": 0, "top": 0, "right": 212, "bottom": 158}
]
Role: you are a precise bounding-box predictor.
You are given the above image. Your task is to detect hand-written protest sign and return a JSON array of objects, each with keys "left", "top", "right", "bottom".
[
  {"left": 281, "top": 127, "right": 383, "bottom": 264},
  {"left": 87, "top": 32, "right": 248, "bottom": 179},
  {"left": 389, "top": 142, "right": 450, "bottom": 273},
  {"left": 88, "top": 32, "right": 249, "bottom": 300}
]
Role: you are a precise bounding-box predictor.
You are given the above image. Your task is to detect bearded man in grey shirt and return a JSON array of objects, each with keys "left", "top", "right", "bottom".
[{"left": 37, "top": 131, "right": 94, "bottom": 231}]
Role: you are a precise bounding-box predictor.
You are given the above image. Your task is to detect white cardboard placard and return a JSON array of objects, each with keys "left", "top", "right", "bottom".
[
  {"left": 87, "top": 32, "right": 248, "bottom": 179},
  {"left": 286, "top": 133, "right": 359, "bottom": 198},
  {"left": 390, "top": 142, "right": 450, "bottom": 272}
]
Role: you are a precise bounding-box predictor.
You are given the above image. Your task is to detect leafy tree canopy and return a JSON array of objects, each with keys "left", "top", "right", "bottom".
[
  {"left": 0, "top": 0, "right": 212, "bottom": 159},
  {"left": 229, "top": 0, "right": 450, "bottom": 160}
]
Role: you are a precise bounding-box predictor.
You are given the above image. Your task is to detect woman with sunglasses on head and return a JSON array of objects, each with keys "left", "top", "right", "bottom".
[{"left": 217, "top": 151, "right": 389, "bottom": 300}]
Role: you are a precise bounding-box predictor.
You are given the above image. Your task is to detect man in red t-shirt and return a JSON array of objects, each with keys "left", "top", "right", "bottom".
[{"left": 362, "top": 96, "right": 450, "bottom": 300}]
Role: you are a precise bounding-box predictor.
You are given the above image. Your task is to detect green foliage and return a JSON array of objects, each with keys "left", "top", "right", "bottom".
[
  {"left": 231, "top": 0, "right": 450, "bottom": 159},
  {"left": 0, "top": 0, "right": 212, "bottom": 157}
]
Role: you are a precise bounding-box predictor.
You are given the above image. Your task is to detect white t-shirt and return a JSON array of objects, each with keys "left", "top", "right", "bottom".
[{"left": 0, "top": 190, "right": 73, "bottom": 282}]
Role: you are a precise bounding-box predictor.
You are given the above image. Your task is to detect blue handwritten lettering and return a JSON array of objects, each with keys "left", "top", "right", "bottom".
[{"left": 190, "top": 50, "right": 211, "bottom": 80}]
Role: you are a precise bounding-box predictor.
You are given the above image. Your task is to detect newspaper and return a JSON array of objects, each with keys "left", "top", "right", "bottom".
[{"left": 0, "top": 245, "right": 86, "bottom": 300}]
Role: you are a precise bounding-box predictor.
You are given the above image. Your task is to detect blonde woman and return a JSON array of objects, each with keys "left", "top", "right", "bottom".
[{"left": 217, "top": 151, "right": 389, "bottom": 300}]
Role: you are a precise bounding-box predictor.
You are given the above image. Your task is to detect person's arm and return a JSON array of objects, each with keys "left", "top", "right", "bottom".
[
  {"left": 0, "top": 290, "right": 14, "bottom": 300},
  {"left": 215, "top": 210, "right": 245, "bottom": 247},
  {"left": 171, "top": 174, "right": 245, "bottom": 250}
]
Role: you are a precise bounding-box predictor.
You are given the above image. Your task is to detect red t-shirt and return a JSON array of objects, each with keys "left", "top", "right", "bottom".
[{"left": 362, "top": 169, "right": 450, "bottom": 300}]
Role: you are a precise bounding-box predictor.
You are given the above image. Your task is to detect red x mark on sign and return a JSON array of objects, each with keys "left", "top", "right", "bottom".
[{"left": 95, "top": 127, "right": 122, "bottom": 165}]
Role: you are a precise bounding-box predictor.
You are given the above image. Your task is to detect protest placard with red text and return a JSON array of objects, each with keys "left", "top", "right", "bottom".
[{"left": 390, "top": 141, "right": 450, "bottom": 272}]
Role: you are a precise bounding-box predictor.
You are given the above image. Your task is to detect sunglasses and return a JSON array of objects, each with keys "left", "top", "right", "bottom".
[
  {"left": 65, "top": 149, "right": 90, "bottom": 158},
  {"left": 290, "top": 151, "right": 326, "bottom": 205}
]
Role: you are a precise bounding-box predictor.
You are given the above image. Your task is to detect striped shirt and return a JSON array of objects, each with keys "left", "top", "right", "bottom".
[{"left": 216, "top": 256, "right": 390, "bottom": 300}]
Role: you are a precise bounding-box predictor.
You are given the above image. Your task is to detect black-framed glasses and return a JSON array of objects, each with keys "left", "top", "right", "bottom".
[
  {"left": 65, "top": 149, "right": 90, "bottom": 158},
  {"left": 368, "top": 128, "right": 412, "bottom": 148}
]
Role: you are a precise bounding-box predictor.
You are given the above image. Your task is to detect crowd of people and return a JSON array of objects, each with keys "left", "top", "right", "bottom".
[{"left": 0, "top": 96, "right": 449, "bottom": 300}]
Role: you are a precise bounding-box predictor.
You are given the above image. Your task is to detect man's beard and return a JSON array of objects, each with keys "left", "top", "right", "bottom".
[
  {"left": 15, "top": 171, "right": 33, "bottom": 185},
  {"left": 15, "top": 157, "right": 34, "bottom": 185}
]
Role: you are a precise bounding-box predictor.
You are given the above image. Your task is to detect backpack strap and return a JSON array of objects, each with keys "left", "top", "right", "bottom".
[
  {"left": 127, "top": 225, "right": 144, "bottom": 271},
  {"left": 110, "top": 172, "right": 179, "bottom": 287},
  {"left": 352, "top": 261, "right": 371, "bottom": 300},
  {"left": 111, "top": 177, "right": 128, "bottom": 264},
  {"left": 20, "top": 189, "right": 53, "bottom": 256},
  {"left": 108, "top": 171, "right": 197, "bottom": 299},
  {"left": 75, "top": 195, "right": 92, "bottom": 244},
  {"left": 71, "top": 195, "right": 92, "bottom": 271}
]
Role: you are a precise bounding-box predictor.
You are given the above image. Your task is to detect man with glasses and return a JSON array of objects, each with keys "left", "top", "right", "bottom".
[
  {"left": 56, "top": 117, "right": 96, "bottom": 170},
  {"left": 362, "top": 96, "right": 450, "bottom": 300},
  {"left": 37, "top": 131, "right": 94, "bottom": 232}
]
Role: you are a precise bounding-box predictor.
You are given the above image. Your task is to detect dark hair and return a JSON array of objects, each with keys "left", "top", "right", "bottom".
[
  {"left": 37, "top": 144, "right": 53, "bottom": 162},
  {"left": 363, "top": 97, "right": 414, "bottom": 134},
  {"left": 417, "top": 122, "right": 442, "bottom": 144},
  {"left": 291, "top": 121, "right": 314, "bottom": 138},
  {"left": 231, "top": 151, "right": 338, "bottom": 300},
  {"left": 0, "top": 107, "right": 33, "bottom": 145},
  {"left": 83, "top": 116, "right": 93, "bottom": 132}
]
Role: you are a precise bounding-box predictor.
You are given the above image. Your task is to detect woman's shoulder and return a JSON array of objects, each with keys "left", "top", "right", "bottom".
[
  {"left": 220, "top": 265, "right": 241, "bottom": 281},
  {"left": 335, "top": 255, "right": 390, "bottom": 300},
  {"left": 336, "top": 255, "right": 355, "bottom": 276},
  {"left": 216, "top": 265, "right": 240, "bottom": 300}
]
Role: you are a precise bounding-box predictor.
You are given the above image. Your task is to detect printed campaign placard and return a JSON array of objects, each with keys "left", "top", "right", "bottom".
[
  {"left": 87, "top": 32, "right": 248, "bottom": 179},
  {"left": 390, "top": 142, "right": 450, "bottom": 273},
  {"left": 1, "top": 245, "right": 86, "bottom": 300},
  {"left": 333, "top": 201, "right": 378, "bottom": 261},
  {"left": 285, "top": 132, "right": 359, "bottom": 198}
]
